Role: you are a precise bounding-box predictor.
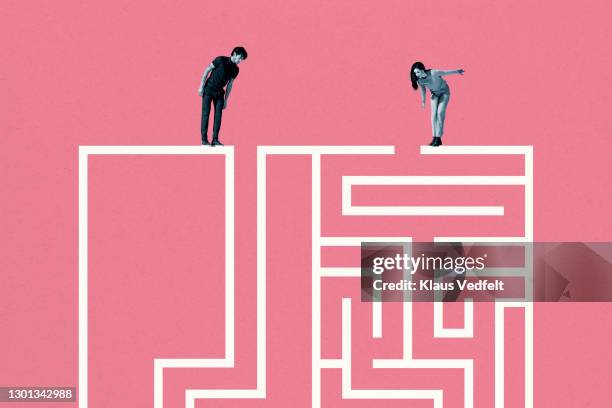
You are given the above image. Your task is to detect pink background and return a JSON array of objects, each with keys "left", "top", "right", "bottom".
[{"left": 2, "top": 0, "right": 612, "bottom": 407}]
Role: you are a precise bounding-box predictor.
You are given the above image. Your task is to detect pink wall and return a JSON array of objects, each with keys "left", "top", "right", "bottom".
[{"left": 2, "top": 1, "right": 611, "bottom": 407}]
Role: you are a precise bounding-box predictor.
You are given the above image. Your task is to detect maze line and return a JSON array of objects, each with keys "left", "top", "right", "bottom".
[
  {"left": 427, "top": 145, "right": 534, "bottom": 408},
  {"left": 342, "top": 175, "right": 526, "bottom": 216},
  {"left": 323, "top": 145, "right": 534, "bottom": 408},
  {"left": 188, "top": 146, "right": 395, "bottom": 407},
  {"left": 79, "top": 144, "right": 533, "bottom": 408},
  {"left": 78, "top": 146, "right": 236, "bottom": 408},
  {"left": 341, "top": 298, "right": 444, "bottom": 407}
]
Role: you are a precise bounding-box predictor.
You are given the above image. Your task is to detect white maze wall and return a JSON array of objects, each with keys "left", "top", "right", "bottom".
[{"left": 78, "top": 144, "right": 533, "bottom": 408}]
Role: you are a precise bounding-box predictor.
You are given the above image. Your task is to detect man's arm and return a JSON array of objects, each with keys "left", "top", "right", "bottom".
[
  {"left": 432, "top": 69, "right": 465, "bottom": 77},
  {"left": 223, "top": 78, "right": 234, "bottom": 109},
  {"left": 198, "top": 62, "right": 215, "bottom": 95}
]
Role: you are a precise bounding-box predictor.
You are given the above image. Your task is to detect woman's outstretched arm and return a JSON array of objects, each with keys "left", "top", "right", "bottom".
[{"left": 432, "top": 69, "right": 465, "bottom": 77}]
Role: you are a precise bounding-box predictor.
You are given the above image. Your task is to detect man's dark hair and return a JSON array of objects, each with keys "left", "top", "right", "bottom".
[{"left": 231, "top": 46, "right": 248, "bottom": 60}]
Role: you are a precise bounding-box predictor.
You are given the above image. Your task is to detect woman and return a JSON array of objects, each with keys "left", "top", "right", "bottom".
[{"left": 410, "top": 62, "right": 464, "bottom": 146}]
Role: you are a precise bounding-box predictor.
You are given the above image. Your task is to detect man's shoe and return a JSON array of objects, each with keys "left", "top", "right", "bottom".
[
  {"left": 433, "top": 137, "right": 443, "bottom": 146},
  {"left": 429, "top": 138, "right": 436, "bottom": 146},
  {"left": 211, "top": 139, "right": 224, "bottom": 146},
  {"left": 202, "top": 139, "right": 210, "bottom": 146}
]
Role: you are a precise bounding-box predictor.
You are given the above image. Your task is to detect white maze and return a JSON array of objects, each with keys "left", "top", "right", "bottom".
[{"left": 78, "top": 144, "right": 533, "bottom": 408}]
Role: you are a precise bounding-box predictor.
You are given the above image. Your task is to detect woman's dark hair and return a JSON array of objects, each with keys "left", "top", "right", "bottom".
[
  {"left": 231, "top": 46, "right": 248, "bottom": 60},
  {"left": 410, "top": 61, "right": 426, "bottom": 90}
]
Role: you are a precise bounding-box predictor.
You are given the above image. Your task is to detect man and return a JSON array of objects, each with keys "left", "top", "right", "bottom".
[{"left": 198, "top": 46, "right": 248, "bottom": 146}]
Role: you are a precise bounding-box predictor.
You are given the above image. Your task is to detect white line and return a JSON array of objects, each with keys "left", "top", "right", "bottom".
[
  {"left": 255, "top": 147, "right": 400, "bottom": 408},
  {"left": 257, "top": 146, "right": 395, "bottom": 155},
  {"left": 341, "top": 176, "right": 351, "bottom": 215},
  {"left": 183, "top": 148, "right": 270, "bottom": 407},
  {"left": 524, "top": 148, "right": 534, "bottom": 408},
  {"left": 373, "top": 358, "right": 474, "bottom": 369},
  {"left": 342, "top": 175, "right": 508, "bottom": 216},
  {"left": 156, "top": 148, "right": 236, "bottom": 408},
  {"left": 80, "top": 145, "right": 233, "bottom": 155},
  {"left": 186, "top": 389, "right": 265, "bottom": 400},
  {"left": 77, "top": 146, "right": 238, "bottom": 408},
  {"left": 154, "top": 363, "right": 162, "bottom": 407},
  {"left": 225, "top": 150, "right": 235, "bottom": 366},
  {"left": 466, "top": 359, "right": 474, "bottom": 408},
  {"left": 372, "top": 302, "right": 382, "bottom": 338},
  {"left": 312, "top": 154, "right": 322, "bottom": 408},
  {"left": 420, "top": 145, "right": 533, "bottom": 155},
  {"left": 434, "top": 236, "right": 529, "bottom": 243},
  {"left": 320, "top": 267, "right": 361, "bottom": 277},
  {"left": 503, "top": 301, "right": 530, "bottom": 309},
  {"left": 78, "top": 150, "right": 88, "bottom": 408},
  {"left": 344, "top": 175, "right": 527, "bottom": 185},
  {"left": 524, "top": 243, "right": 534, "bottom": 301},
  {"left": 344, "top": 205, "right": 504, "bottom": 216},
  {"left": 320, "top": 237, "right": 413, "bottom": 343},
  {"left": 155, "top": 359, "right": 233, "bottom": 368},
  {"left": 370, "top": 356, "right": 473, "bottom": 408},
  {"left": 525, "top": 303, "right": 534, "bottom": 408},
  {"left": 256, "top": 150, "right": 267, "bottom": 395},
  {"left": 81, "top": 144, "right": 535, "bottom": 408},
  {"left": 320, "top": 359, "right": 343, "bottom": 369},
  {"left": 410, "top": 146, "right": 532, "bottom": 408},
  {"left": 403, "top": 302, "right": 413, "bottom": 360},
  {"left": 433, "top": 300, "right": 474, "bottom": 338},
  {"left": 342, "top": 298, "right": 444, "bottom": 406},
  {"left": 341, "top": 299, "right": 352, "bottom": 396},
  {"left": 524, "top": 148, "right": 534, "bottom": 242},
  {"left": 345, "top": 389, "right": 444, "bottom": 400},
  {"left": 320, "top": 236, "right": 412, "bottom": 246},
  {"left": 495, "top": 302, "right": 505, "bottom": 408}
]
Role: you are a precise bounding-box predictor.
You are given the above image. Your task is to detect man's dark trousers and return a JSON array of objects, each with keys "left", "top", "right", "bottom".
[{"left": 201, "top": 90, "right": 224, "bottom": 143}]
